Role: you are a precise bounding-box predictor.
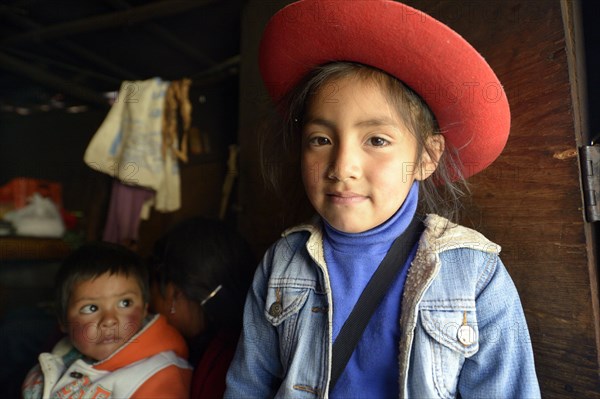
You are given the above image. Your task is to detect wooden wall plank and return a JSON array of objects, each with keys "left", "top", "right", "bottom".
[{"left": 402, "top": 0, "right": 600, "bottom": 396}]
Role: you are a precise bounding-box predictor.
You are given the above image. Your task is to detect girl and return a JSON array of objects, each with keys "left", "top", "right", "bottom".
[
  {"left": 225, "top": 1, "right": 540, "bottom": 398},
  {"left": 149, "top": 217, "right": 255, "bottom": 399}
]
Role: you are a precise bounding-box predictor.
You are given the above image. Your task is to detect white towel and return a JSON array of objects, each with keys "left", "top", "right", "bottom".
[{"left": 83, "top": 78, "right": 180, "bottom": 212}]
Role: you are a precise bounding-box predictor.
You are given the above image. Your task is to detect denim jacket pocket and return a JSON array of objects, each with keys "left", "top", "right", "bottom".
[
  {"left": 264, "top": 284, "right": 311, "bottom": 326},
  {"left": 419, "top": 309, "right": 479, "bottom": 398},
  {"left": 420, "top": 309, "right": 479, "bottom": 355},
  {"left": 264, "top": 283, "right": 312, "bottom": 369}
]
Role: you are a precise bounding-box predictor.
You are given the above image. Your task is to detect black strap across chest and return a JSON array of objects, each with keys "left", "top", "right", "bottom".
[{"left": 328, "top": 215, "right": 424, "bottom": 391}]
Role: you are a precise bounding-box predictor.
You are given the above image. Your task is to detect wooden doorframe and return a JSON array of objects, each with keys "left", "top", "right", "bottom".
[{"left": 562, "top": 0, "right": 600, "bottom": 368}]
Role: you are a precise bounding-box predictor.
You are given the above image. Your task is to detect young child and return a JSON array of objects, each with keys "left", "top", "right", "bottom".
[
  {"left": 22, "top": 242, "right": 192, "bottom": 399},
  {"left": 149, "top": 217, "right": 255, "bottom": 399},
  {"left": 225, "top": 1, "right": 541, "bottom": 398}
]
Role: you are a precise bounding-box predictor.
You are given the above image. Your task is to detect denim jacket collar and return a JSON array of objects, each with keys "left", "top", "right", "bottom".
[{"left": 283, "top": 214, "right": 501, "bottom": 397}]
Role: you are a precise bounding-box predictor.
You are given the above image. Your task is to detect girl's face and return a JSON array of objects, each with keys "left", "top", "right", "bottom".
[
  {"left": 301, "top": 76, "right": 426, "bottom": 233},
  {"left": 150, "top": 280, "right": 206, "bottom": 339},
  {"left": 63, "top": 272, "right": 148, "bottom": 361}
]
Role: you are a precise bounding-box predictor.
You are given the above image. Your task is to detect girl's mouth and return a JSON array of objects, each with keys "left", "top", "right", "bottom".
[{"left": 327, "top": 192, "right": 366, "bottom": 204}]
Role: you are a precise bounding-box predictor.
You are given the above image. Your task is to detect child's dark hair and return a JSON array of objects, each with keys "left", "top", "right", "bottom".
[
  {"left": 260, "top": 61, "right": 470, "bottom": 222},
  {"left": 149, "top": 217, "right": 255, "bottom": 330},
  {"left": 55, "top": 241, "right": 149, "bottom": 326}
]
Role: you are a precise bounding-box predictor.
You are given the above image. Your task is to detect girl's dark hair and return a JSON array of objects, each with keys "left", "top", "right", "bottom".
[
  {"left": 149, "top": 217, "right": 255, "bottom": 330},
  {"left": 260, "top": 61, "right": 470, "bottom": 222},
  {"left": 55, "top": 241, "right": 149, "bottom": 325}
]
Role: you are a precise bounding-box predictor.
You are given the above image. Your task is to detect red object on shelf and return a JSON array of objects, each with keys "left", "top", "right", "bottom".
[
  {"left": 60, "top": 208, "right": 78, "bottom": 230},
  {"left": 0, "top": 178, "right": 63, "bottom": 210}
]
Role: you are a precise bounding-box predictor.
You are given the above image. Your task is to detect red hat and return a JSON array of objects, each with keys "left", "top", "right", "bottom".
[{"left": 259, "top": 0, "right": 510, "bottom": 179}]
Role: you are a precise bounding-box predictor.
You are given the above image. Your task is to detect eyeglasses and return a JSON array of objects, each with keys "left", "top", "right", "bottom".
[{"left": 200, "top": 284, "right": 223, "bottom": 306}]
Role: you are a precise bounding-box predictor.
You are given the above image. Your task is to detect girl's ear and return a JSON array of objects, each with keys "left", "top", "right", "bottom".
[
  {"left": 170, "top": 283, "right": 183, "bottom": 300},
  {"left": 416, "top": 134, "right": 445, "bottom": 181}
]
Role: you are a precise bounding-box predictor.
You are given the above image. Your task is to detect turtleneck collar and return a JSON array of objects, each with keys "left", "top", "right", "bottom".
[{"left": 323, "top": 181, "right": 419, "bottom": 254}]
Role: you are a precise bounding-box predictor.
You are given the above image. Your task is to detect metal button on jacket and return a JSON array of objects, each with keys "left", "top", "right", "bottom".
[
  {"left": 457, "top": 311, "right": 475, "bottom": 346},
  {"left": 269, "top": 301, "right": 283, "bottom": 317},
  {"left": 457, "top": 324, "right": 476, "bottom": 346}
]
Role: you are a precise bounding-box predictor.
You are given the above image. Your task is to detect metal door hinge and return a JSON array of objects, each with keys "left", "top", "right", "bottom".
[{"left": 580, "top": 145, "right": 600, "bottom": 222}]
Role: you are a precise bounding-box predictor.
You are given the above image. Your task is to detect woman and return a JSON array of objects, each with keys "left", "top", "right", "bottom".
[{"left": 149, "top": 217, "right": 255, "bottom": 399}]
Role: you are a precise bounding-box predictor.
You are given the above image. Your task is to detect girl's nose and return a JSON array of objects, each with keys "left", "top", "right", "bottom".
[{"left": 327, "top": 142, "right": 360, "bottom": 181}]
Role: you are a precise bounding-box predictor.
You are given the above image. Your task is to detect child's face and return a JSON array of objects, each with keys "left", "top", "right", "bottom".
[
  {"left": 150, "top": 280, "right": 206, "bottom": 339},
  {"left": 63, "top": 272, "right": 148, "bottom": 361},
  {"left": 301, "top": 76, "right": 422, "bottom": 233}
]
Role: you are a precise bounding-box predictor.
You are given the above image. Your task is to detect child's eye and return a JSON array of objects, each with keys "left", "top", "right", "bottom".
[
  {"left": 118, "top": 299, "right": 132, "bottom": 308},
  {"left": 80, "top": 304, "right": 98, "bottom": 314},
  {"left": 368, "top": 137, "right": 389, "bottom": 147},
  {"left": 308, "top": 136, "right": 331, "bottom": 146}
]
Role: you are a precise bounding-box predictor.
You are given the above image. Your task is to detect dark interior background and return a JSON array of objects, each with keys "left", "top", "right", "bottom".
[
  {"left": 583, "top": 0, "right": 600, "bottom": 141},
  {"left": 0, "top": 0, "right": 244, "bottom": 239},
  {"left": 0, "top": 3, "right": 244, "bottom": 395}
]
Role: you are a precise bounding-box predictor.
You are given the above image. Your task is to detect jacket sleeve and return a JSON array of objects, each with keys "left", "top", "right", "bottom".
[
  {"left": 458, "top": 256, "right": 541, "bottom": 398},
  {"left": 131, "top": 365, "right": 192, "bottom": 399},
  {"left": 225, "top": 246, "right": 283, "bottom": 398}
]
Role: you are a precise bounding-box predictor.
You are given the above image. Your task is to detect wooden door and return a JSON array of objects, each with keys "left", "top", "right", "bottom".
[
  {"left": 399, "top": 1, "right": 599, "bottom": 396},
  {"left": 238, "top": 1, "right": 600, "bottom": 396}
]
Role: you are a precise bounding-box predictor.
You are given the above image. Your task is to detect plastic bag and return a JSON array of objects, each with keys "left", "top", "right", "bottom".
[{"left": 3, "top": 193, "right": 65, "bottom": 238}]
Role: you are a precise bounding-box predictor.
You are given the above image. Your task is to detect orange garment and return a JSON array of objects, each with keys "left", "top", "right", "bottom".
[{"left": 98, "top": 314, "right": 192, "bottom": 398}]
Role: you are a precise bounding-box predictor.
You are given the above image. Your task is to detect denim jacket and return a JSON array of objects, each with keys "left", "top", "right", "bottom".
[{"left": 225, "top": 214, "right": 541, "bottom": 398}]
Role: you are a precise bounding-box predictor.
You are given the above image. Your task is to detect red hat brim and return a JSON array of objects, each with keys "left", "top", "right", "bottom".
[{"left": 259, "top": 0, "right": 510, "bottom": 179}]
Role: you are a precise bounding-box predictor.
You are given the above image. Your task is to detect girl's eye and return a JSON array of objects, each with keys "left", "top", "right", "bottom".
[
  {"left": 118, "top": 299, "right": 132, "bottom": 308},
  {"left": 368, "top": 137, "right": 389, "bottom": 147},
  {"left": 308, "top": 136, "right": 331, "bottom": 146},
  {"left": 80, "top": 304, "right": 98, "bottom": 314}
]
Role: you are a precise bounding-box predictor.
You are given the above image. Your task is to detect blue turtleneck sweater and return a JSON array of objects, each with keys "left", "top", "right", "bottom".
[{"left": 325, "top": 182, "right": 419, "bottom": 399}]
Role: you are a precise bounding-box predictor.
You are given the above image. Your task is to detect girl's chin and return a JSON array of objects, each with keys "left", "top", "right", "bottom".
[{"left": 326, "top": 219, "right": 372, "bottom": 234}]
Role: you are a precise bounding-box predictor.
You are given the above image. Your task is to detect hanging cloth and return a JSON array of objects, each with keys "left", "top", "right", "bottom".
[
  {"left": 162, "top": 78, "right": 192, "bottom": 163},
  {"left": 102, "top": 180, "right": 154, "bottom": 246},
  {"left": 83, "top": 77, "right": 181, "bottom": 212}
]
